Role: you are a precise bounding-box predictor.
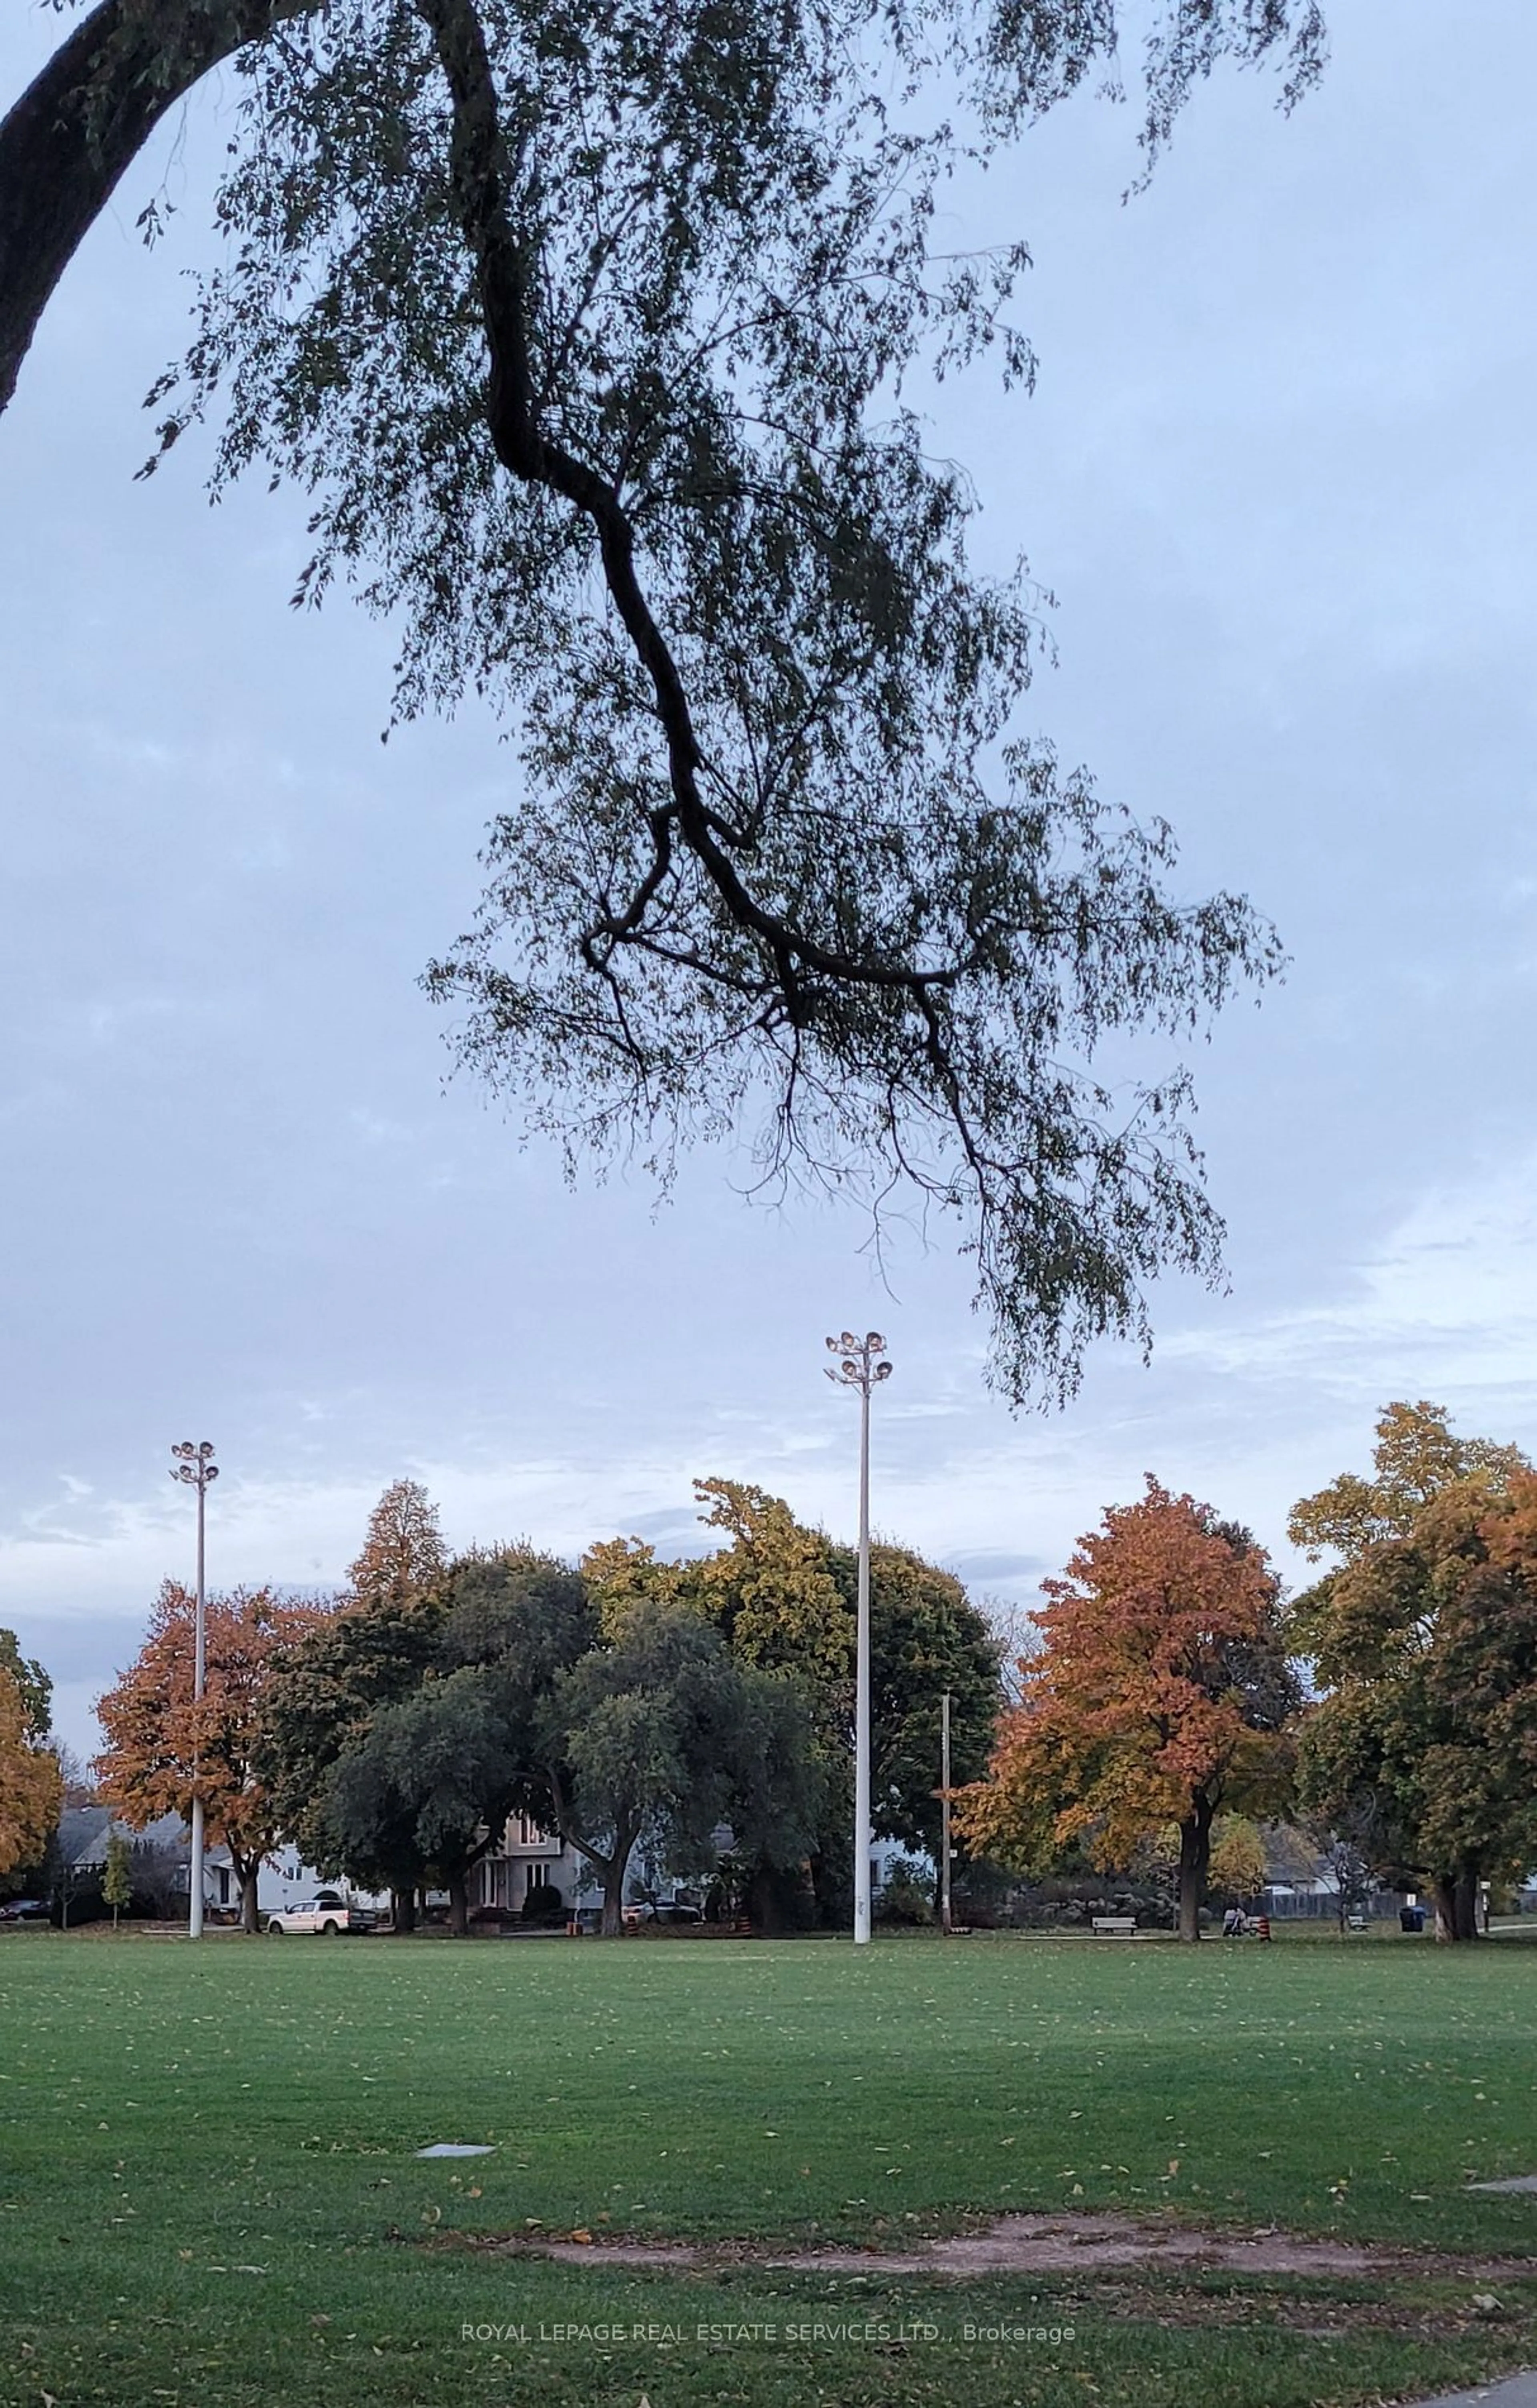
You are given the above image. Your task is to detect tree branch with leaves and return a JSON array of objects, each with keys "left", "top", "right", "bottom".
[{"left": 2, "top": 0, "right": 1328, "bottom": 1401}]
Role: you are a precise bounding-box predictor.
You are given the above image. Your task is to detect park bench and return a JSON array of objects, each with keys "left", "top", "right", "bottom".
[{"left": 1090, "top": 1916, "right": 1137, "bottom": 1938}]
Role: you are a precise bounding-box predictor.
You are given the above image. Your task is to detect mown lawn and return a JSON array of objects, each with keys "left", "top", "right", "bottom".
[{"left": 2, "top": 1926, "right": 1536, "bottom": 2408}]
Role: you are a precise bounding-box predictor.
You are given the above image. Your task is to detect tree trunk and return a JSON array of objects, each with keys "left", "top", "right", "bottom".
[
  {"left": 447, "top": 1871, "right": 469, "bottom": 1937},
  {"left": 0, "top": 0, "right": 319, "bottom": 418},
  {"left": 559, "top": 1814, "right": 634, "bottom": 1936},
  {"left": 1454, "top": 1869, "right": 1480, "bottom": 1943},
  {"left": 1176, "top": 1798, "right": 1215, "bottom": 1943},
  {"left": 589, "top": 1820, "right": 638, "bottom": 1935},
  {"left": 239, "top": 1863, "right": 261, "bottom": 1934},
  {"left": 746, "top": 1863, "right": 787, "bottom": 1935},
  {"left": 598, "top": 1856, "right": 626, "bottom": 1936},
  {"left": 390, "top": 1886, "right": 416, "bottom": 1934},
  {"left": 1429, "top": 1872, "right": 1483, "bottom": 1942}
]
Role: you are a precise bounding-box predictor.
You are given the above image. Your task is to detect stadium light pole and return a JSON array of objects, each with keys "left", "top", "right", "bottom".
[
  {"left": 171, "top": 1440, "right": 219, "bottom": 1938},
  {"left": 940, "top": 1689, "right": 953, "bottom": 1934},
  {"left": 825, "top": 1332, "right": 892, "bottom": 1945}
]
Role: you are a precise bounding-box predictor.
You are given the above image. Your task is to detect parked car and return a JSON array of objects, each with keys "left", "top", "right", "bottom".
[
  {"left": 622, "top": 1900, "right": 703, "bottom": 1926},
  {"left": 264, "top": 1890, "right": 379, "bottom": 1936},
  {"left": 0, "top": 1897, "right": 48, "bottom": 1923}
]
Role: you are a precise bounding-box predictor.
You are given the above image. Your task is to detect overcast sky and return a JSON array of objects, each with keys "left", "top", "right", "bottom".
[{"left": 3, "top": 2, "right": 1535, "bottom": 1762}]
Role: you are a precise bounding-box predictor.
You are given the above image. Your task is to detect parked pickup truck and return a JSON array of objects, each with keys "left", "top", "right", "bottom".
[{"left": 264, "top": 1890, "right": 379, "bottom": 1936}]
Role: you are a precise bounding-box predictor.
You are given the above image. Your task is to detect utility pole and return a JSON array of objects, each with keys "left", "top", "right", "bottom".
[
  {"left": 825, "top": 1331, "right": 892, "bottom": 1946},
  {"left": 940, "top": 1689, "right": 953, "bottom": 1934},
  {"left": 171, "top": 1440, "right": 219, "bottom": 1938}
]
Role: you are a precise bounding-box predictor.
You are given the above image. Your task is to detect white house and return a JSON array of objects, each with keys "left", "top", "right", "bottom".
[
  {"left": 474, "top": 1812, "right": 594, "bottom": 1914},
  {"left": 205, "top": 1843, "right": 388, "bottom": 1918}
]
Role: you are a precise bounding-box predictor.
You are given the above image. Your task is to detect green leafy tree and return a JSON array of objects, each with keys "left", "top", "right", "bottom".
[
  {"left": 834, "top": 1541, "right": 1002, "bottom": 1867},
  {"left": 323, "top": 1667, "right": 521, "bottom": 1933},
  {"left": 548, "top": 1598, "right": 821, "bottom": 1935},
  {"left": 261, "top": 1544, "right": 596, "bottom": 1928},
  {"left": 102, "top": 1830, "right": 133, "bottom": 1928},
  {"left": 1293, "top": 1461, "right": 1537, "bottom": 1943},
  {"left": 0, "top": 1635, "right": 58, "bottom": 1901},
  {"left": 1288, "top": 1405, "right": 1534, "bottom": 1942},
  {"left": 693, "top": 1483, "right": 851, "bottom": 1696},
  {"left": 0, "top": 1631, "right": 51, "bottom": 1743},
  {"left": 0, "top": 0, "right": 1316, "bottom": 1406},
  {"left": 588, "top": 1482, "right": 1002, "bottom": 1926},
  {"left": 874, "top": 1855, "right": 935, "bottom": 1928},
  {"left": 579, "top": 1539, "right": 690, "bottom": 1638},
  {"left": 257, "top": 1586, "right": 447, "bottom": 1928},
  {"left": 589, "top": 1492, "right": 851, "bottom": 1926}
]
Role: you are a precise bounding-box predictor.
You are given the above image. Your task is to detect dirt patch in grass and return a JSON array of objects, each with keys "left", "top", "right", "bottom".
[{"left": 449, "top": 2210, "right": 1537, "bottom": 2284}]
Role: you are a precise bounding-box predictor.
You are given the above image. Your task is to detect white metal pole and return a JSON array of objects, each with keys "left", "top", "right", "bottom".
[
  {"left": 189, "top": 1473, "right": 207, "bottom": 1941},
  {"left": 853, "top": 1368, "right": 872, "bottom": 1947},
  {"left": 940, "top": 1689, "right": 952, "bottom": 1935}
]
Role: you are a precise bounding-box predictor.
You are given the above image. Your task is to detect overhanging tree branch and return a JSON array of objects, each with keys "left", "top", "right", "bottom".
[
  {"left": 2, "top": 0, "right": 1323, "bottom": 1403},
  {"left": 0, "top": 0, "right": 317, "bottom": 414},
  {"left": 417, "top": 0, "right": 990, "bottom": 1023}
]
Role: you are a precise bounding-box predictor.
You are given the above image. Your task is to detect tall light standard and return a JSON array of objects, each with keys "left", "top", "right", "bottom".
[
  {"left": 825, "top": 1331, "right": 891, "bottom": 1946},
  {"left": 940, "top": 1689, "right": 953, "bottom": 1935},
  {"left": 171, "top": 1440, "right": 219, "bottom": 1938}
]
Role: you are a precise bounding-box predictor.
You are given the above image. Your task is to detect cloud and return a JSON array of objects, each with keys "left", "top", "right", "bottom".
[
  {"left": 942, "top": 1549, "right": 1051, "bottom": 1585},
  {"left": 347, "top": 1107, "right": 420, "bottom": 1145},
  {"left": 1164, "top": 1153, "right": 1537, "bottom": 1411}
]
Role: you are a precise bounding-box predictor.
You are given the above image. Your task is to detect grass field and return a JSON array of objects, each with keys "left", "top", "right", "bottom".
[{"left": 3, "top": 1927, "right": 1537, "bottom": 2408}]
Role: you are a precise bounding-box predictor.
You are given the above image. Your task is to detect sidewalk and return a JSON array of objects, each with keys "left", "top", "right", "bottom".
[{"left": 1410, "top": 2376, "right": 1537, "bottom": 2408}]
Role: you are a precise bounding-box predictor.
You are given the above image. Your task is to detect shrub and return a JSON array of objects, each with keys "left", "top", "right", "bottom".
[
  {"left": 875, "top": 1856, "right": 935, "bottom": 1926},
  {"left": 522, "top": 1880, "right": 567, "bottom": 1926}
]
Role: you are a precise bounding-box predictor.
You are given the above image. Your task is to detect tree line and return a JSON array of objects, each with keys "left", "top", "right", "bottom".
[
  {"left": 88, "top": 1476, "right": 1001, "bottom": 1934},
  {"left": 7, "top": 1397, "right": 1535, "bottom": 1944},
  {"left": 957, "top": 1402, "right": 1537, "bottom": 1943}
]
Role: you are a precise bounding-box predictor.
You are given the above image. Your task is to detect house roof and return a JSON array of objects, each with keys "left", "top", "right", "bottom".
[
  {"left": 1260, "top": 1822, "right": 1331, "bottom": 1888},
  {"left": 58, "top": 1806, "right": 188, "bottom": 1870},
  {"left": 57, "top": 1806, "right": 111, "bottom": 1868}
]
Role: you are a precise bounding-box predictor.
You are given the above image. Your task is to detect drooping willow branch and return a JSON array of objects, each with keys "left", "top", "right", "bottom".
[{"left": 415, "top": 0, "right": 995, "bottom": 1030}]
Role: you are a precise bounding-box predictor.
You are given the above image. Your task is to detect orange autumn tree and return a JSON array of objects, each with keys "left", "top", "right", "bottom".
[
  {"left": 956, "top": 1479, "right": 1298, "bottom": 1940},
  {"left": 0, "top": 1661, "right": 62, "bottom": 1881},
  {"left": 95, "top": 1583, "right": 329, "bottom": 1931}
]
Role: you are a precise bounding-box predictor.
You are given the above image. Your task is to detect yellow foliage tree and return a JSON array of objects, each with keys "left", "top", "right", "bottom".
[
  {"left": 1207, "top": 1816, "right": 1268, "bottom": 1904},
  {"left": 0, "top": 1665, "right": 62, "bottom": 1880}
]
